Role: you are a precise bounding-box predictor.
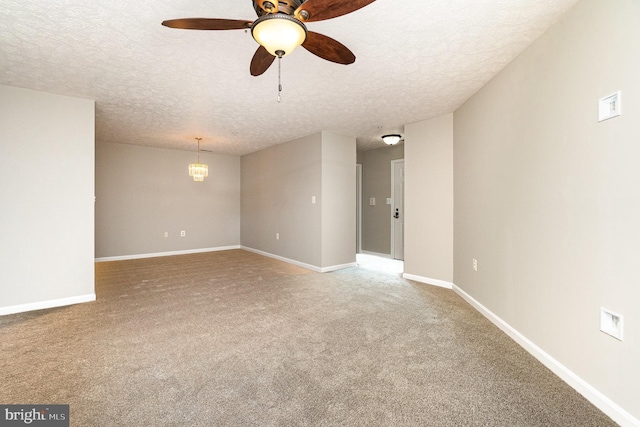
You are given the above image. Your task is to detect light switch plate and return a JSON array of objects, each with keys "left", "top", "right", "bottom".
[
  {"left": 369, "top": 198, "right": 376, "bottom": 206},
  {"left": 600, "top": 308, "right": 623, "bottom": 341},
  {"left": 598, "top": 91, "right": 621, "bottom": 122}
]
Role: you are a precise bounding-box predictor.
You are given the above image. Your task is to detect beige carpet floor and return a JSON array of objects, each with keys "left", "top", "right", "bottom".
[{"left": 0, "top": 249, "right": 616, "bottom": 426}]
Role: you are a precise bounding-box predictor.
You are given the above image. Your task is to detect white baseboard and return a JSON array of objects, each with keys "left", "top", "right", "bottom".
[
  {"left": 241, "top": 246, "right": 355, "bottom": 273},
  {"left": 0, "top": 294, "right": 96, "bottom": 316},
  {"left": 95, "top": 246, "right": 241, "bottom": 262},
  {"left": 453, "top": 284, "right": 639, "bottom": 427},
  {"left": 402, "top": 273, "right": 454, "bottom": 289},
  {"left": 320, "top": 262, "right": 357, "bottom": 273}
]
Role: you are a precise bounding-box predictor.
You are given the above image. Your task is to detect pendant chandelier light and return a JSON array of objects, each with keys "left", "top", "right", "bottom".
[{"left": 189, "top": 137, "right": 208, "bottom": 182}]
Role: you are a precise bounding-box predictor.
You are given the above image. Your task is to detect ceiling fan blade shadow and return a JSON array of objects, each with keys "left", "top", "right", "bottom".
[
  {"left": 250, "top": 46, "right": 276, "bottom": 76},
  {"left": 302, "top": 31, "right": 355, "bottom": 64},
  {"left": 294, "top": 0, "right": 376, "bottom": 22},
  {"left": 162, "top": 18, "right": 252, "bottom": 30}
]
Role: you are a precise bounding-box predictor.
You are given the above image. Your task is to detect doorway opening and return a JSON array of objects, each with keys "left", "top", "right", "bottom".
[{"left": 356, "top": 253, "right": 403, "bottom": 274}]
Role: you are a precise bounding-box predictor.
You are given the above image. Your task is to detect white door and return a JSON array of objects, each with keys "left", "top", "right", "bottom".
[{"left": 391, "top": 160, "right": 404, "bottom": 260}]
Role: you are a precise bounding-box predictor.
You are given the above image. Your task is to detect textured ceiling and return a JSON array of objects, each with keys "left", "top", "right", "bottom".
[{"left": 0, "top": 0, "right": 579, "bottom": 155}]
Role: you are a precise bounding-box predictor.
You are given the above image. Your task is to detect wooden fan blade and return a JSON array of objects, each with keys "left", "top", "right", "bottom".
[
  {"left": 302, "top": 31, "right": 355, "bottom": 64},
  {"left": 161, "top": 18, "right": 252, "bottom": 30},
  {"left": 294, "top": 0, "right": 376, "bottom": 22},
  {"left": 250, "top": 46, "right": 276, "bottom": 76}
]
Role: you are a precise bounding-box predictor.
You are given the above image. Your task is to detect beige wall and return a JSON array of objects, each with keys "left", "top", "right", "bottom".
[
  {"left": 321, "top": 131, "right": 357, "bottom": 268},
  {"left": 241, "top": 132, "right": 356, "bottom": 270},
  {"left": 404, "top": 114, "right": 453, "bottom": 285},
  {"left": 453, "top": 0, "right": 639, "bottom": 422},
  {"left": 0, "top": 84, "right": 95, "bottom": 314},
  {"left": 359, "top": 144, "right": 404, "bottom": 255},
  {"left": 241, "top": 133, "right": 323, "bottom": 266},
  {"left": 95, "top": 141, "right": 240, "bottom": 258}
]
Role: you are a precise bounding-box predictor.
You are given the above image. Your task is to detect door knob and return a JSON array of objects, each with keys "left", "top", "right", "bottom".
[{"left": 393, "top": 208, "right": 399, "bottom": 219}]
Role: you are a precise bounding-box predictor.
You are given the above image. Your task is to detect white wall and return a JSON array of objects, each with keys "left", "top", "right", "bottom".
[
  {"left": 0, "top": 84, "right": 95, "bottom": 315},
  {"left": 404, "top": 114, "right": 454, "bottom": 286},
  {"left": 453, "top": 0, "right": 639, "bottom": 424},
  {"left": 95, "top": 141, "right": 240, "bottom": 259}
]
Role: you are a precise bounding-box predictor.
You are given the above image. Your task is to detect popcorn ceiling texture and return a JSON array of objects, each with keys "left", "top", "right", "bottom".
[{"left": 0, "top": 0, "right": 579, "bottom": 154}]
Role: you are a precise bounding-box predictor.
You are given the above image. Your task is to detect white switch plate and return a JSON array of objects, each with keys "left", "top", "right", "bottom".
[
  {"left": 276, "top": 233, "right": 279, "bottom": 240},
  {"left": 598, "top": 91, "right": 621, "bottom": 122},
  {"left": 312, "top": 196, "right": 316, "bottom": 204},
  {"left": 472, "top": 258, "right": 478, "bottom": 271},
  {"left": 369, "top": 198, "right": 376, "bottom": 206},
  {"left": 164, "top": 232, "right": 168, "bottom": 238},
  {"left": 386, "top": 198, "right": 392, "bottom": 205},
  {"left": 600, "top": 308, "right": 623, "bottom": 341}
]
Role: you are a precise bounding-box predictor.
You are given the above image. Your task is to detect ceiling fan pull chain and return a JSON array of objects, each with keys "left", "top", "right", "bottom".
[{"left": 277, "top": 52, "right": 283, "bottom": 103}]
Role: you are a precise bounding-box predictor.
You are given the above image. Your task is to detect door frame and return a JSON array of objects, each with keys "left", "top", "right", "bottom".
[
  {"left": 390, "top": 159, "right": 404, "bottom": 260},
  {"left": 356, "top": 163, "right": 362, "bottom": 254}
]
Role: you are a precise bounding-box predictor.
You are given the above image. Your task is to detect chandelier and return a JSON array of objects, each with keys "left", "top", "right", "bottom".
[{"left": 189, "top": 137, "right": 208, "bottom": 182}]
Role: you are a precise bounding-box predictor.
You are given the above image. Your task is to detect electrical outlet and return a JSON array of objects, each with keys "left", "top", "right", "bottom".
[
  {"left": 180, "top": 230, "right": 186, "bottom": 237},
  {"left": 164, "top": 232, "right": 168, "bottom": 238},
  {"left": 472, "top": 258, "right": 478, "bottom": 271}
]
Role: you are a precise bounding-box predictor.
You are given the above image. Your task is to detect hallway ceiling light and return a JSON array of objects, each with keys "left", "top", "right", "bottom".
[{"left": 382, "top": 134, "right": 402, "bottom": 145}]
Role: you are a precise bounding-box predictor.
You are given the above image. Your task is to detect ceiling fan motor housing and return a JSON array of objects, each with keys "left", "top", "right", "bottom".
[{"left": 253, "top": 0, "right": 306, "bottom": 17}]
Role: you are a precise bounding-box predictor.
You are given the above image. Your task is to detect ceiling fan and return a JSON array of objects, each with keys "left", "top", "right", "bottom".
[{"left": 162, "top": 0, "right": 376, "bottom": 76}]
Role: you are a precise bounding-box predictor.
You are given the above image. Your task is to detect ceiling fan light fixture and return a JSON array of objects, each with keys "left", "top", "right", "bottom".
[
  {"left": 251, "top": 14, "right": 307, "bottom": 57},
  {"left": 382, "top": 134, "right": 402, "bottom": 145}
]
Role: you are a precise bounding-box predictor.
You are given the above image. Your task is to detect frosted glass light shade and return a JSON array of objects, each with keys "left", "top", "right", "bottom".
[
  {"left": 189, "top": 163, "right": 208, "bottom": 182},
  {"left": 251, "top": 14, "right": 307, "bottom": 57},
  {"left": 382, "top": 134, "right": 402, "bottom": 145}
]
